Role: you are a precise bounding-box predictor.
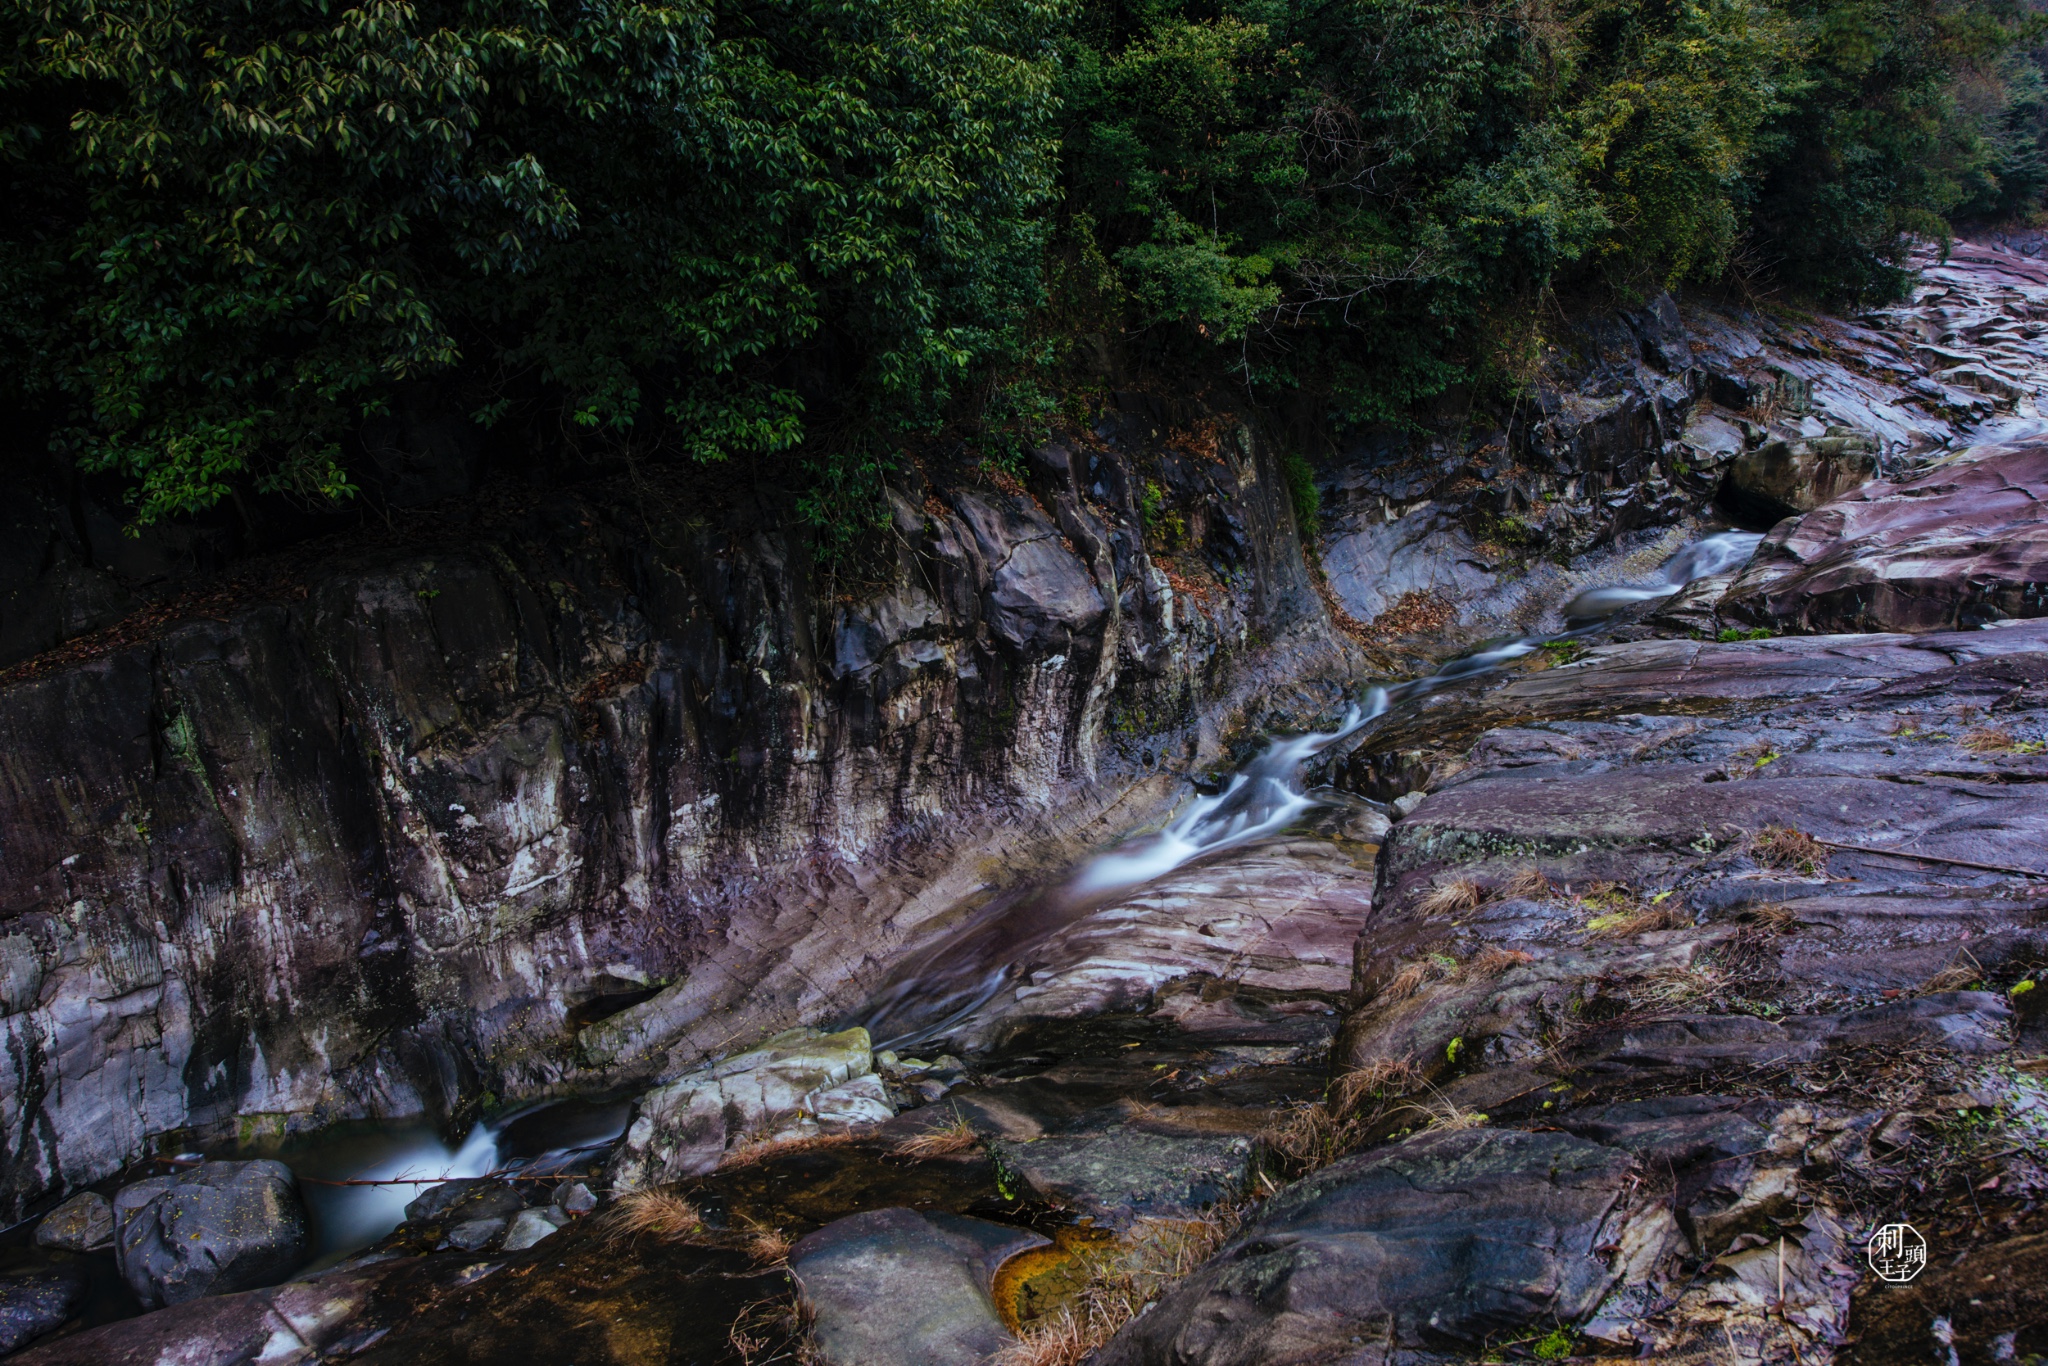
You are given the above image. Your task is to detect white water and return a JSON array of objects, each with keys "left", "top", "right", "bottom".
[
  {"left": 1072, "top": 690, "right": 1387, "bottom": 896},
  {"left": 858, "top": 528, "right": 1765, "bottom": 1051},
  {"left": 1559, "top": 531, "right": 1763, "bottom": 623},
  {"left": 301, "top": 1119, "right": 503, "bottom": 1261}
]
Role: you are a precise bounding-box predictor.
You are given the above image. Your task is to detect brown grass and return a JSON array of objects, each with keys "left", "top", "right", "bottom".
[
  {"left": 1585, "top": 905, "right": 1687, "bottom": 939},
  {"left": 1261, "top": 1099, "right": 1375, "bottom": 1176},
  {"left": 1739, "top": 902, "right": 1799, "bottom": 932},
  {"left": 1329, "top": 1058, "right": 1421, "bottom": 1116},
  {"left": 1418, "top": 877, "right": 1487, "bottom": 916},
  {"left": 745, "top": 1225, "right": 794, "bottom": 1265},
  {"left": 605, "top": 1190, "right": 703, "bottom": 1245},
  {"left": 1751, "top": 825, "right": 1826, "bottom": 875},
  {"left": 1385, "top": 1089, "right": 1489, "bottom": 1133},
  {"left": 1464, "top": 945, "right": 1535, "bottom": 977},
  {"left": 1377, "top": 952, "right": 1458, "bottom": 1004},
  {"left": 991, "top": 1215, "right": 1237, "bottom": 1366},
  {"left": 717, "top": 1131, "right": 856, "bottom": 1171},
  {"left": 1634, "top": 963, "right": 1728, "bottom": 1008},
  {"left": 890, "top": 1112, "right": 981, "bottom": 1159},
  {"left": 1501, "top": 866, "right": 1553, "bottom": 900},
  {"left": 1920, "top": 949, "right": 1984, "bottom": 994},
  {"left": 1961, "top": 725, "right": 2017, "bottom": 753}
]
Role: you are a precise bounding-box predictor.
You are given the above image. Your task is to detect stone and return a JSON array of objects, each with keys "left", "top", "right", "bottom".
[
  {"left": 1719, "top": 433, "right": 1877, "bottom": 526},
  {"left": 553, "top": 1181, "right": 597, "bottom": 1216},
  {"left": 10, "top": 1262, "right": 400, "bottom": 1366},
  {"left": 443, "top": 1217, "right": 507, "bottom": 1252},
  {"left": 0, "top": 1271, "right": 85, "bottom": 1356},
  {"left": 1095, "top": 1129, "right": 1633, "bottom": 1365},
  {"left": 1722, "top": 438, "right": 2048, "bottom": 633},
  {"left": 112, "top": 1160, "right": 309, "bottom": 1310},
  {"left": 807, "top": 1072, "right": 895, "bottom": 1131},
  {"left": 996, "top": 1130, "right": 1253, "bottom": 1230},
  {"left": 789, "top": 1207, "right": 1049, "bottom": 1366},
  {"left": 33, "top": 1190, "right": 113, "bottom": 1253},
  {"left": 607, "top": 1026, "right": 876, "bottom": 1189},
  {"left": 501, "top": 1208, "right": 563, "bottom": 1251},
  {"left": 951, "top": 489, "right": 1108, "bottom": 653},
  {"left": 403, "top": 1178, "right": 527, "bottom": 1226}
]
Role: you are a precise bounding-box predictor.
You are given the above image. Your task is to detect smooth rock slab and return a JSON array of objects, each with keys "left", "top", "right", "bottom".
[
  {"left": 112, "top": 1160, "right": 308, "bottom": 1309},
  {"left": 1095, "top": 1128, "right": 1633, "bottom": 1366},
  {"left": 997, "top": 1130, "right": 1254, "bottom": 1230},
  {"left": 790, "top": 1207, "right": 1048, "bottom": 1366},
  {"left": 32, "top": 1191, "right": 112, "bottom": 1253}
]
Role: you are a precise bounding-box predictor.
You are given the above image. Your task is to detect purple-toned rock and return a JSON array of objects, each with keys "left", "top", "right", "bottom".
[{"left": 1721, "top": 439, "right": 2048, "bottom": 632}]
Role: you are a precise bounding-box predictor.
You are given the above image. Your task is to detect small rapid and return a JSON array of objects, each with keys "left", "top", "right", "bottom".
[{"left": 857, "top": 529, "right": 1760, "bottom": 1052}]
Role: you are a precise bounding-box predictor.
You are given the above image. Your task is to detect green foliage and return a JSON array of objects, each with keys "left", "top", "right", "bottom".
[
  {"left": 2, "top": 0, "right": 2038, "bottom": 528},
  {"left": 0, "top": 0, "right": 1060, "bottom": 523},
  {"left": 1531, "top": 1326, "right": 1577, "bottom": 1359},
  {"left": 1719, "top": 626, "right": 1775, "bottom": 640},
  {"left": 1281, "top": 450, "right": 1320, "bottom": 540}
]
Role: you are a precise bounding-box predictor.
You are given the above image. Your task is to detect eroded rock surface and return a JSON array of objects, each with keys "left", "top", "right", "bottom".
[{"left": 112, "top": 1159, "right": 308, "bottom": 1309}]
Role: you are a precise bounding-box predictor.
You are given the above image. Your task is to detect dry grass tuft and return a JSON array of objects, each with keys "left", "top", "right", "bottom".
[
  {"left": 891, "top": 1111, "right": 981, "bottom": 1159},
  {"left": 1329, "top": 1058, "right": 1421, "bottom": 1116},
  {"left": 1501, "top": 866, "right": 1553, "bottom": 900},
  {"left": 1961, "top": 725, "right": 2017, "bottom": 753},
  {"left": 1376, "top": 952, "right": 1457, "bottom": 1004},
  {"left": 1387, "top": 1089, "right": 1489, "bottom": 1133},
  {"left": 605, "top": 1189, "right": 703, "bottom": 1245},
  {"left": 1585, "top": 905, "right": 1687, "bottom": 939},
  {"left": 745, "top": 1225, "right": 794, "bottom": 1265},
  {"left": 1751, "top": 825, "right": 1826, "bottom": 875},
  {"left": 1464, "top": 945, "right": 1535, "bottom": 977},
  {"left": 1739, "top": 902, "right": 1799, "bottom": 932},
  {"left": 992, "top": 1215, "right": 1237, "bottom": 1366},
  {"left": 718, "top": 1131, "right": 855, "bottom": 1171},
  {"left": 1920, "top": 950, "right": 1984, "bottom": 994},
  {"left": 1418, "top": 876, "right": 1487, "bottom": 916},
  {"left": 1261, "top": 1099, "right": 1374, "bottom": 1176},
  {"left": 1634, "top": 964, "right": 1728, "bottom": 1008}
]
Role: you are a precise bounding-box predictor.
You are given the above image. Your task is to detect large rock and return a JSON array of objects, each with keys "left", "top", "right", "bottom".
[
  {"left": 1095, "top": 1128, "right": 1633, "bottom": 1365},
  {"left": 1721, "top": 438, "right": 2048, "bottom": 632},
  {"left": 606, "top": 1026, "right": 881, "bottom": 1189},
  {"left": 1718, "top": 430, "right": 1878, "bottom": 526},
  {"left": 33, "top": 1191, "right": 113, "bottom": 1253},
  {"left": 112, "top": 1160, "right": 309, "bottom": 1309},
  {"left": 12, "top": 1263, "right": 397, "bottom": 1366},
  {"left": 789, "top": 1207, "right": 1048, "bottom": 1366}
]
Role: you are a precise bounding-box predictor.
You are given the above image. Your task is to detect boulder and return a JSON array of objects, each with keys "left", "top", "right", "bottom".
[
  {"left": 789, "top": 1207, "right": 1048, "bottom": 1366},
  {"left": 112, "top": 1160, "right": 309, "bottom": 1309},
  {"left": 11, "top": 1262, "right": 398, "bottom": 1366},
  {"left": 33, "top": 1191, "right": 113, "bottom": 1253},
  {"left": 1718, "top": 430, "right": 1877, "bottom": 526},
  {"left": 995, "top": 1130, "right": 1253, "bottom": 1230},
  {"left": 403, "top": 1178, "right": 527, "bottom": 1226},
  {"left": 951, "top": 490, "right": 1107, "bottom": 653},
  {"left": 0, "top": 1271, "right": 85, "bottom": 1355},
  {"left": 1095, "top": 1128, "right": 1632, "bottom": 1365},
  {"left": 606, "top": 1026, "right": 875, "bottom": 1189},
  {"left": 553, "top": 1181, "right": 597, "bottom": 1216},
  {"left": 1721, "top": 438, "right": 2048, "bottom": 633}
]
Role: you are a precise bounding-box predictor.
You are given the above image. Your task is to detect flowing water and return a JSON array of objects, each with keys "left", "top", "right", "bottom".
[{"left": 857, "top": 529, "right": 1762, "bottom": 1053}]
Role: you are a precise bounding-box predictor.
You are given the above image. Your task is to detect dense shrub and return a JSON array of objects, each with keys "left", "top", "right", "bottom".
[{"left": 0, "top": 0, "right": 2040, "bottom": 529}]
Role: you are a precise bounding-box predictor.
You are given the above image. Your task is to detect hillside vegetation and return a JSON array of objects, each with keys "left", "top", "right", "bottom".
[{"left": 2, "top": 0, "right": 2042, "bottom": 539}]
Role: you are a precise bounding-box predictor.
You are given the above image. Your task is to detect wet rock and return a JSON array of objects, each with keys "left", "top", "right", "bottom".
[
  {"left": 951, "top": 490, "right": 1108, "bottom": 653},
  {"left": 1096, "top": 1128, "right": 1633, "bottom": 1365},
  {"left": 1722, "top": 438, "right": 2048, "bottom": 633},
  {"left": 0, "top": 1271, "right": 85, "bottom": 1355},
  {"left": 404, "top": 1178, "right": 527, "bottom": 1226},
  {"left": 1719, "top": 430, "right": 1878, "bottom": 526},
  {"left": 806, "top": 1073, "right": 896, "bottom": 1131},
  {"left": 33, "top": 1191, "right": 113, "bottom": 1253},
  {"left": 996, "top": 1129, "right": 1253, "bottom": 1229},
  {"left": 11, "top": 1262, "right": 399, "bottom": 1366},
  {"left": 501, "top": 1208, "right": 564, "bottom": 1251},
  {"left": 607, "top": 1026, "right": 875, "bottom": 1189},
  {"left": 553, "top": 1181, "right": 596, "bottom": 1216},
  {"left": 790, "top": 1207, "right": 1049, "bottom": 1366},
  {"left": 112, "top": 1160, "right": 309, "bottom": 1310},
  {"left": 443, "top": 1217, "right": 507, "bottom": 1252}
]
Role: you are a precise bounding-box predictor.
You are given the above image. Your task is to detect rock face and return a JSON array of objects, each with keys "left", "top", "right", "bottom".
[
  {"left": 1099, "top": 1128, "right": 1633, "bottom": 1365},
  {"left": 0, "top": 403, "right": 1346, "bottom": 1222},
  {"left": 112, "top": 1160, "right": 309, "bottom": 1309},
  {"left": 1720, "top": 437, "right": 2048, "bottom": 632},
  {"left": 789, "top": 1207, "right": 1048, "bottom": 1366},
  {"left": 1719, "top": 430, "right": 1878, "bottom": 525}
]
